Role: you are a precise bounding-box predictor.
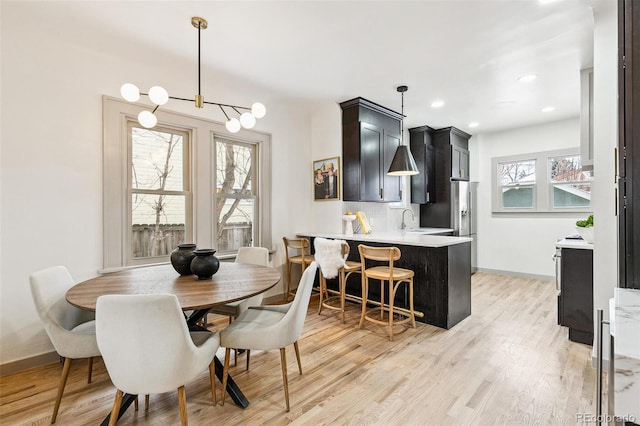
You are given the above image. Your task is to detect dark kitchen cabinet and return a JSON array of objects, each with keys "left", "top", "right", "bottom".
[
  {"left": 432, "top": 127, "right": 471, "bottom": 181},
  {"left": 409, "top": 125, "right": 436, "bottom": 204},
  {"left": 557, "top": 247, "right": 593, "bottom": 345},
  {"left": 340, "top": 97, "right": 403, "bottom": 202}
]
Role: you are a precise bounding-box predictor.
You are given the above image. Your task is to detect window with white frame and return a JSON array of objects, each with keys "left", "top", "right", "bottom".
[
  {"left": 103, "top": 97, "right": 271, "bottom": 271},
  {"left": 492, "top": 148, "right": 592, "bottom": 213},
  {"left": 215, "top": 138, "right": 258, "bottom": 253},
  {"left": 129, "top": 124, "right": 191, "bottom": 263}
]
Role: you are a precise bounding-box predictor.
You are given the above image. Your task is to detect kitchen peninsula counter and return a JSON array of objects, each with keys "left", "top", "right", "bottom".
[{"left": 297, "top": 231, "right": 471, "bottom": 329}]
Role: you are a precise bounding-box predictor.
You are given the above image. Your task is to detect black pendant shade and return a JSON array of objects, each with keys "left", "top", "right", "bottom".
[
  {"left": 388, "top": 145, "right": 419, "bottom": 176},
  {"left": 387, "top": 85, "right": 419, "bottom": 176}
]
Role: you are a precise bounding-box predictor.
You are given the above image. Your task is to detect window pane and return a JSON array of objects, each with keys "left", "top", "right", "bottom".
[
  {"left": 216, "top": 141, "right": 253, "bottom": 195},
  {"left": 552, "top": 183, "right": 591, "bottom": 208},
  {"left": 215, "top": 139, "right": 256, "bottom": 253},
  {"left": 502, "top": 186, "right": 534, "bottom": 208},
  {"left": 131, "top": 193, "right": 185, "bottom": 258},
  {"left": 499, "top": 160, "right": 536, "bottom": 186},
  {"left": 549, "top": 155, "right": 592, "bottom": 208},
  {"left": 131, "top": 127, "right": 184, "bottom": 191},
  {"left": 217, "top": 199, "right": 255, "bottom": 252}
]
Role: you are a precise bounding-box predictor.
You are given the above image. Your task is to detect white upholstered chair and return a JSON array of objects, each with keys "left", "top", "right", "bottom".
[
  {"left": 96, "top": 294, "right": 220, "bottom": 426},
  {"left": 208, "top": 246, "right": 269, "bottom": 320},
  {"left": 29, "top": 266, "right": 101, "bottom": 424},
  {"left": 220, "top": 262, "right": 318, "bottom": 412}
]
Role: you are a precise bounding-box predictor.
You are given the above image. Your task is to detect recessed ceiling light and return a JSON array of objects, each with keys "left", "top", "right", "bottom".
[
  {"left": 518, "top": 74, "right": 538, "bottom": 82},
  {"left": 541, "top": 106, "right": 555, "bottom": 112},
  {"left": 468, "top": 122, "right": 479, "bottom": 128},
  {"left": 431, "top": 100, "right": 445, "bottom": 108}
]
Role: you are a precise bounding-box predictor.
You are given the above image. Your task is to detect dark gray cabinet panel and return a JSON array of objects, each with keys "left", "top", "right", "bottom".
[
  {"left": 340, "top": 97, "right": 403, "bottom": 202},
  {"left": 409, "top": 126, "right": 436, "bottom": 204},
  {"left": 558, "top": 248, "right": 593, "bottom": 345}
]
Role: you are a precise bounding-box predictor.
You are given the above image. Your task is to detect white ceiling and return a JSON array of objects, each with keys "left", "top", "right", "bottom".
[{"left": 33, "top": 0, "right": 596, "bottom": 133}]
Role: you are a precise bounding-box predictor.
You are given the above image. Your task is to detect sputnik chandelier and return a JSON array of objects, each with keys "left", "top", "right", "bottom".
[{"left": 120, "top": 17, "right": 266, "bottom": 132}]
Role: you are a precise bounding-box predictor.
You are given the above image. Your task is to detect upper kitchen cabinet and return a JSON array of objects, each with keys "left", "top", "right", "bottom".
[
  {"left": 340, "top": 97, "right": 403, "bottom": 202},
  {"left": 409, "top": 125, "right": 436, "bottom": 204},
  {"left": 433, "top": 127, "right": 472, "bottom": 181}
]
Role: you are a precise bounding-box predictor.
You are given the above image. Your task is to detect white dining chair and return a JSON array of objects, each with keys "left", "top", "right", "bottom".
[
  {"left": 96, "top": 294, "right": 220, "bottom": 426},
  {"left": 29, "top": 266, "right": 101, "bottom": 424},
  {"left": 208, "top": 246, "right": 269, "bottom": 320},
  {"left": 220, "top": 261, "right": 318, "bottom": 412}
]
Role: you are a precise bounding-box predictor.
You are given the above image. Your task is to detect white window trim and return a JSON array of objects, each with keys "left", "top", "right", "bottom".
[
  {"left": 102, "top": 96, "right": 271, "bottom": 271},
  {"left": 492, "top": 148, "right": 592, "bottom": 214}
]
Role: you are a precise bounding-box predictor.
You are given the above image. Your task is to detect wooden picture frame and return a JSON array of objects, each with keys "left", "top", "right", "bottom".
[{"left": 313, "top": 157, "right": 340, "bottom": 201}]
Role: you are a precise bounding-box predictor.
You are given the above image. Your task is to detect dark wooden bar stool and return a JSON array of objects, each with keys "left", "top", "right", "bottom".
[{"left": 358, "top": 244, "right": 416, "bottom": 340}]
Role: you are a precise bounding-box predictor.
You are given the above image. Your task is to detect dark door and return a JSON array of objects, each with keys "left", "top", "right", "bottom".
[
  {"left": 360, "top": 122, "right": 383, "bottom": 201},
  {"left": 382, "top": 130, "right": 402, "bottom": 201},
  {"left": 618, "top": 0, "right": 640, "bottom": 289}
]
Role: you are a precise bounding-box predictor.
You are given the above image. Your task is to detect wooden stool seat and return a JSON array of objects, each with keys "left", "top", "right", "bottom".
[
  {"left": 316, "top": 240, "right": 362, "bottom": 324},
  {"left": 358, "top": 244, "right": 416, "bottom": 341},
  {"left": 288, "top": 254, "right": 315, "bottom": 266}
]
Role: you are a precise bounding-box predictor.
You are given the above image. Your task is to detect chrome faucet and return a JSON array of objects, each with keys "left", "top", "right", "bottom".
[{"left": 401, "top": 208, "right": 415, "bottom": 230}]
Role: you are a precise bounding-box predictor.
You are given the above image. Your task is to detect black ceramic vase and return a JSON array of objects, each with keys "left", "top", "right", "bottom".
[
  {"left": 190, "top": 249, "right": 220, "bottom": 280},
  {"left": 170, "top": 243, "right": 197, "bottom": 275}
]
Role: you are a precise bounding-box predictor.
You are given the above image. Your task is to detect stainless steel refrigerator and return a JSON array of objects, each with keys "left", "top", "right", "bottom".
[{"left": 419, "top": 180, "right": 477, "bottom": 271}]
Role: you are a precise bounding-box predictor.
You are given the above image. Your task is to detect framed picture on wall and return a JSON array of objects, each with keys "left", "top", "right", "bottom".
[{"left": 313, "top": 157, "right": 340, "bottom": 201}]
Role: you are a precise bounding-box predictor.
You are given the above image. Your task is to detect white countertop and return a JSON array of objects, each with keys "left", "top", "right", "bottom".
[
  {"left": 297, "top": 231, "right": 472, "bottom": 248},
  {"left": 609, "top": 288, "right": 640, "bottom": 420},
  {"left": 555, "top": 238, "right": 593, "bottom": 250},
  {"left": 610, "top": 288, "right": 640, "bottom": 359}
]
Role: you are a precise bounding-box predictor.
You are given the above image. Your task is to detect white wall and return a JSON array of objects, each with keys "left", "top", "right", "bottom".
[
  {"left": 0, "top": 3, "right": 313, "bottom": 365},
  {"left": 591, "top": 0, "right": 617, "bottom": 359},
  {"left": 471, "top": 118, "right": 587, "bottom": 278}
]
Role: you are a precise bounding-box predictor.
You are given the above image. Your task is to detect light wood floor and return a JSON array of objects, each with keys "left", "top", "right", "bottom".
[{"left": 0, "top": 273, "right": 600, "bottom": 425}]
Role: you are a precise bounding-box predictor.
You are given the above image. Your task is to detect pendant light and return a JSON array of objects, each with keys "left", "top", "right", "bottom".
[
  {"left": 387, "top": 85, "right": 419, "bottom": 176},
  {"left": 120, "top": 17, "right": 266, "bottom": 132}
]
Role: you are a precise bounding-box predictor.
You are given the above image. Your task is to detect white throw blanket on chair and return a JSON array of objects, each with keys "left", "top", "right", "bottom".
[{"left": 313, "top": 237, "right": 346, "bottom": 279}]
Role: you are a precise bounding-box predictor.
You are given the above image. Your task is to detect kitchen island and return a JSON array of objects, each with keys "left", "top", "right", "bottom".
[{"left": 297, "top": 231, "right": 472, "bottom": 329}]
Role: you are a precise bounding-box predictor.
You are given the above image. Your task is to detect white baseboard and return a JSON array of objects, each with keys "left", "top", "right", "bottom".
[
  {"left": 475, "top": 267, "right": 554, "bottom": 282},
  {"left": 0, "top": 351, "right": 60, "bottom": 376}
]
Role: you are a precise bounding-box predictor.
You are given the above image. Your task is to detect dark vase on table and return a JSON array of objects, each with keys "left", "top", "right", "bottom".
[
  {"left": 170, "top": 243, "right": 197, "bottom": 275},
  {"left": 190, "top": 249, "right": 220, "bottom": 280}
]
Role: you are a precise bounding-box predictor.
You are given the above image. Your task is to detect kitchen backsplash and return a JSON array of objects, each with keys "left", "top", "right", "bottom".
[{"left": 343, "top": 202, "right": 418, "bottom": 233}]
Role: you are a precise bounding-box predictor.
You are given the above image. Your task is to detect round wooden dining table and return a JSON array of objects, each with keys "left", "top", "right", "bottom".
[
  {"left": 66, "top": 262, "right": 281, "bottom": 423},
  {"left": 66, "top": 262, "right": 281, "bottom": 312}
]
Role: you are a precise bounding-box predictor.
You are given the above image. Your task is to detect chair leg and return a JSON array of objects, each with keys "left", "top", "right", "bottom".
[
  {"left": 284, "top": 261, "right": 292, "bottom": 302},
  {"left": 221, "top": 348, "right": 231, "bottom": 406},
  {"left": 359, "top": 276, "right": 368, "bottom": 329},
  {"left": 380, "top": 279, "right": 385, "bottom": 320},
  {"left": 208, "top": 360, "right": 217, "bottom": 405},
  {"left": 340, "top": 270, "right": 346, "bottom": 324},
  {"left": 409, "top": 278, "right": 416, "bottom": 328},
  {"left": 134, "top": 395, "right": 139, "bottom": 411},
  {"left": 51, "top": 357, "right": 72, "bottom": 423},
  {"left": 279, "top": 348, "right": 290, "bottom": 412},
  {"left": 177, "top": 385, "right": 188, "bottom": 426},
  {"left": 234, "top": 349, "right": 237, "bottom": 367},
  {"left": 318, "top": 273, "right": 326, "bottom": 314},
  {"left": 87, "top": 357, "right": 94, "bottom": 384},
  {"left": 145, "top": 394, "right": 149, "bottom": 411},
  {"left": 108, "top": 389, "right": 123, "bottom": 426},
  {"left": 246, "top": 350, "right": 251, "bottom": 371},
  {"left": 293, "top": 341, "right": 303, "bottom": 375},
  {"left": 388, "top": 279, "right": 395, "bottom": 341}
]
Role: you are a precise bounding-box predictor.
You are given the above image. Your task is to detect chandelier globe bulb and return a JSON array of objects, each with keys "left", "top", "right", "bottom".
[
  {"left": 148, "top": 86, "right": 169, "bottom": 105},
  {"left": 251, "top": 102, "right": 266, "bottom": 118},
  {"left": 226, "top": 117, "right": 241, "bottom": 133},
  {"left": 121, "top": 83, "right": 140, "bottom": 102},
  {"left": 138, "top": 111, "right": 157, "bottom": 128}
]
